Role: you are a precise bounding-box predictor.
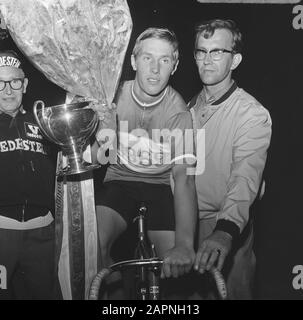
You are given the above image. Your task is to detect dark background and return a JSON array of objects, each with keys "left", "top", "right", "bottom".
[{"left": 1, "top": 0, "right": 303, "bottom": 299}]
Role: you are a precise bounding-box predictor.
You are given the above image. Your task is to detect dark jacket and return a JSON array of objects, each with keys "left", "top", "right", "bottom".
[{"left": 0, "top": 109, "right": 57, "bottom": 221}]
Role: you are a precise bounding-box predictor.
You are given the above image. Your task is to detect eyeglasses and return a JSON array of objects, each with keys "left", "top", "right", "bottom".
[
  {"left": 0, "top": 78, "right": 24, "bottom": 91},
  {"left": 194, "top": 48, "right": 234, "bottom": 61}
]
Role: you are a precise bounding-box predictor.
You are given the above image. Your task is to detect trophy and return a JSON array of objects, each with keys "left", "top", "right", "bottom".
[
  {"left": 33, "top": 100, "right": 100, "bottom": 176},
  {"left": 0, "top": 0, "right": 132, "bottom": 178}
]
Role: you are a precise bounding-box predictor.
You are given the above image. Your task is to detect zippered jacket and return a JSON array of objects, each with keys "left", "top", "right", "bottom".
[{"left": 0, "top": 110, "right": 57, "bottom": 221}]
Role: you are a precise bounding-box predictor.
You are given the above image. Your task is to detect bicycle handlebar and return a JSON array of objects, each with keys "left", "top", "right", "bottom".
[{"left": 88, "top": 258, "right": 227, "bottom": 300}]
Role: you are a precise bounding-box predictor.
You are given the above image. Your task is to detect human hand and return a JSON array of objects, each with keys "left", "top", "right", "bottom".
[
  {"left": 71, "top": 96, "right": 116, "bottom": 124},
  {"left": 194, "top": 230, "right": 232, "bottom": 274},
  {"left": 85, "top": 101, "right": 117, "bottom": 149},
  {"left": 86, "top": 100, "right": 116, "bottom": 122},
  {"left": 161, "top": 245, "right": 195, "bottom": 279}
]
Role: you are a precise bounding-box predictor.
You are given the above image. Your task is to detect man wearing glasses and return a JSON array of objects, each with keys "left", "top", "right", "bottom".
[
  {"left": 189, "top": 20, "right": 272, "bottom": 299},
  {"left": 0, "top": 50, "right": 58, "bottom": 299}
]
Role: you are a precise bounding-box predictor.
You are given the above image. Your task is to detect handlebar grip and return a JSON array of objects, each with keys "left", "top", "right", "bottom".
[
  {"left": 88, "top": 268, "right": 112, "bottom": 300},
  {"left": 209, "top": 267, "right": 227, "bottom": 300}
]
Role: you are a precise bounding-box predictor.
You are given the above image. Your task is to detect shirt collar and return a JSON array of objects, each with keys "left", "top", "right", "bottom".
[{"left": 200, "top": 81, "right": 238, "bottom": 106}]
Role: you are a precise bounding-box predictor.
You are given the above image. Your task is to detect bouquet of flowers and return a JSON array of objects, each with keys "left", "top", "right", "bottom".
[{"left": 0, "top": 0, "right": 132, "bottom": 106}]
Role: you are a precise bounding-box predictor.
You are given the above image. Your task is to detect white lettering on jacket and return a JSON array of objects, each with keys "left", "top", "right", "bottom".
[{"left": 0, "top": 138, "right": 47, "bottom": 154}]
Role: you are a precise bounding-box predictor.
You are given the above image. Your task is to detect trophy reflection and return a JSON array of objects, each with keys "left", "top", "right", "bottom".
[{"left": 33, "top": 100, "right": 100, "bottom": 176}]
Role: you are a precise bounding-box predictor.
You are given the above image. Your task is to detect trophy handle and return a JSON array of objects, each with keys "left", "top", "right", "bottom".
[
  {"left": 33, "top": 100, "right": 55, "bottom": 143},
  {"left": 33, "top": 100, "right": 44, "bottom": 124}
]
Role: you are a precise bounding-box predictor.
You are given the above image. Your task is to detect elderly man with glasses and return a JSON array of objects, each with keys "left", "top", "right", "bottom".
[
  {"left": 0, "top": 50, "right": 59, "bottom": 299},
  {"left": 189, "top": 19, "right": 272, "bottom": 299}
]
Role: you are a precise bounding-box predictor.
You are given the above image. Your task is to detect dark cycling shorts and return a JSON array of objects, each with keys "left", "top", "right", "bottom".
[{"left": 95, "top": 180, "right": 175, "bottom": 231}]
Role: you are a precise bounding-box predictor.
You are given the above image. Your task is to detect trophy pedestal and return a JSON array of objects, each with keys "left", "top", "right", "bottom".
[
  {"left": 56, "top": 149, "right": 99, "bottom": 300},
  {"left": 58, "top": 161, "right": 100, "bottom": 176}
]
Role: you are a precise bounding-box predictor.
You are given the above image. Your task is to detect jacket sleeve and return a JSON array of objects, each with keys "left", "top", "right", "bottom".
[{"left": 214, "top": 103, "right": 272, "bottom": 238}]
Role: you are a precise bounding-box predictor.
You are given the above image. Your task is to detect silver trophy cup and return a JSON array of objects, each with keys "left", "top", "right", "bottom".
[{"left": 33, "top": 100, "right": 100, "bottom": 176}]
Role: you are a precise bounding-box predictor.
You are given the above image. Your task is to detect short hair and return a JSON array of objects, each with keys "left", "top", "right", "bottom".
[
  {"left": 132, "top": 27, "right": 179, "bottom": 62},
  {"left": 195, "top": 19, "right": 243, "bottom": 53}
]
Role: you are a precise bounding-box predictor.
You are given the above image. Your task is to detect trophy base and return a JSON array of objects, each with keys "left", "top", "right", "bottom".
[{"left": 57, "top": 162, "right": 100, "bottom": 176}]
